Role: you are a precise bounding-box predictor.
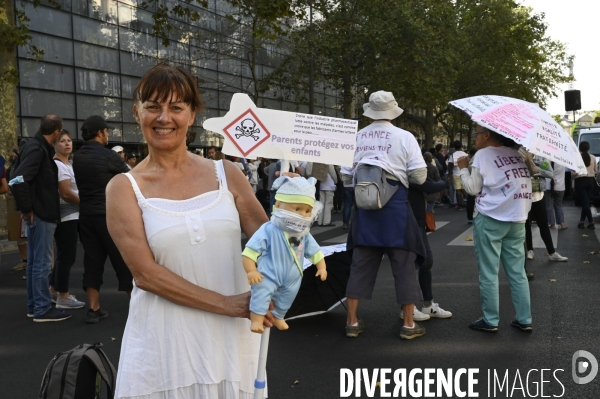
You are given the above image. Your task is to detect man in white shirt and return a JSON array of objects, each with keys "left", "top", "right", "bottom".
[
  {"left": 447, "top": 140, "right": 468, "bottom": 210},
  {"left": 345, "top": 91, "right": 428, "bottom": 341}
]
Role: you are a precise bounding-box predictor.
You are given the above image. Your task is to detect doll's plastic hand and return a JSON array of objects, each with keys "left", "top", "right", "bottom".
[
  {"left": 247, "top": 270, "right": 264, "bottom": 285},
  {"left": 316, "top": 269, "right": 327, "bottom": 281}
]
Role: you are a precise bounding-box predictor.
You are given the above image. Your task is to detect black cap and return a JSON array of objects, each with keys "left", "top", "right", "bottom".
[
  {"left": 81, "top": 115, "right": 113, "bottom": 140},
  {"left": 127, "top": 153, "right": 138, "bottom": 160}
]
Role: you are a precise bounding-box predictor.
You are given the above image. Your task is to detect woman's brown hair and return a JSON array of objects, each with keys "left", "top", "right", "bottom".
[
  {"left": 59, "top": 129, "right": 72, "bottom": 140},
  {"left": 580, "top": 141, "right": 591, "bottom": 167},
  {"left": 134, "top": 64, "right": 204, "bottom": 111}
]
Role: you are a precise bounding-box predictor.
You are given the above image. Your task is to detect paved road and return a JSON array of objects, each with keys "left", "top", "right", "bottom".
[{"left": 1, "top": 201, "right": 599, "bottom": 398}]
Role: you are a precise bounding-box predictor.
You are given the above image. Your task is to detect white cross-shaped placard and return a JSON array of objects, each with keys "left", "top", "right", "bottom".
[{"left": 203, "top": 94, "right": 358, "bottom": 166}]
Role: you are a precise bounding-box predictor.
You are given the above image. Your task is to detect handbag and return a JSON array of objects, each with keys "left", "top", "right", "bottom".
[
  {"left": 425, "top": 211, "right": 436, "bottom": 232},
  {"left": 354, "top": 163, "right": 399, "bottom": 210}
]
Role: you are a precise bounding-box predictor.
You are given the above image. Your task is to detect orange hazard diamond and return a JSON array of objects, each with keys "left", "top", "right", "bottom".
[{"left": 222, "top": 109, "right": 271, "bottom": 157}]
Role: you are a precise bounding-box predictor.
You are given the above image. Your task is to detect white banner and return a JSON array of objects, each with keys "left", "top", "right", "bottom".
[
  {"left": 450, "top": 95, "right": 586, "bottom": 174},
  {"left": 203, "top": 94, "right": 358, "bottom": 166}
]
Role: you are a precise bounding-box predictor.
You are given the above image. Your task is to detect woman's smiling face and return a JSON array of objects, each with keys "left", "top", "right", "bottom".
[{"left": 134, "top": 92, "right": 196, "bottom": 151}]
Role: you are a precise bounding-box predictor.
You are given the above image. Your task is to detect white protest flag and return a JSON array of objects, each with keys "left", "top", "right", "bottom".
[{"left": 203, "top": 94, "right": 358, "bottom": 166}]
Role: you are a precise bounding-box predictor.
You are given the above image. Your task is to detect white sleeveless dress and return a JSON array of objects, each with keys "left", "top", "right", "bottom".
[{"left": 115, "top": 161, "right": 263, "bottom": 399}]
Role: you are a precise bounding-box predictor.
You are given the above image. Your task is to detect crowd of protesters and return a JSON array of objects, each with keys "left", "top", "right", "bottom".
[
  {"left": 4, "top": 98, "right": 588, "bottom": 327},
  {"left": 2, "top": 65, "right": 596, "bottom": 397}
]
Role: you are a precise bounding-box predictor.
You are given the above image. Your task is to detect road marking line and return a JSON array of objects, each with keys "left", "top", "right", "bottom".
[
  {"left": 427, "top": 221, "right": 450, "bottom": 235},
  {"left": 322, "top": 221, "right": 451, "bottom": 244},
  {"left": 448, "top": 223, "right": 557, "bottom": 248},
  {"left": 310, "top": 224, "right": 341, "bottom": 234},
  {"left": 322, "top": 234, "right": 348, "bottom": 244},
  {"left": 531, "top": 224, "right": 559, "bottom": 250},
  {"left": 448, "top": 226, "right": 474, "bottom": 246}
]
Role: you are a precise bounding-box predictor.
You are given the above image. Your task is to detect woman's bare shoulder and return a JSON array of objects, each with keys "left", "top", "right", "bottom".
[
  {"left": 222, "top": 159, "right": 247, "bottom": 184},
  {"left": 106, "top": 173, "right": 136, "bottom": 201}
]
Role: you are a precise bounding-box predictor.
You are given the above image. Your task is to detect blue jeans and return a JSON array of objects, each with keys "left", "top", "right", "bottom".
[
  {"left": 342, "top": 187, "right": 354, "bottom": 224},
  {"left": 546, "top": 190, "right": 564, "bottom": 225},
  {"left": 26, "top": 216, "right": 57, "bottom": 317}
]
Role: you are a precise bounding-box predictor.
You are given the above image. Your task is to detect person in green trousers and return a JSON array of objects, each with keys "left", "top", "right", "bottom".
[{"left": 456, "top": 126, "right": 533, "bottom": 333}]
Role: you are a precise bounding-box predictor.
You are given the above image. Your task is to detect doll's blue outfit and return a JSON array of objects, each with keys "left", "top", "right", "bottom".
[{"left": 243, "top": 222, "right": 324, "bottom": 319}]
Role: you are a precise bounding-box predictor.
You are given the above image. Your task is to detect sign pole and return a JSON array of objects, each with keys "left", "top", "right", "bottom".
[
  {"left": 253, "top": 328, "right": 270, "bottom": 399},
  {"left": 280, "top": 160, "right": 290, "bottom": 176}
]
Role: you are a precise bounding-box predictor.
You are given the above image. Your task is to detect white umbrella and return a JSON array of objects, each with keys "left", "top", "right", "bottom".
[{"left": 449, "top": 95, "right": 587, "bottom": 174}]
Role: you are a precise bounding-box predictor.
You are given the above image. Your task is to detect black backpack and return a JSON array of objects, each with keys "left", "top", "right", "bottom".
[{"left": 38, "top": 343, "right": 116, "bottom": 399}]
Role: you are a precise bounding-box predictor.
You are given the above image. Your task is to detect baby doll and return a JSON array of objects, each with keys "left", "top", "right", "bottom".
[{"left": 242, "top": 176, "right": 328, "bottom": 333}]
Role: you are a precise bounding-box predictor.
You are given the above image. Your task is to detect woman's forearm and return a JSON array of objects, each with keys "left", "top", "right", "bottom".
[
  {"left": 460, "top": 167, "right": 483, "bottom": 196},
  {"left": 58, "top": 179, "right": 80, "bottom": 204},
  {"left": 61, "top": 189, "right": 80, "bottom": 205},
  {"left": 134, "top": 260, "right": 231, "bottom": 316}
]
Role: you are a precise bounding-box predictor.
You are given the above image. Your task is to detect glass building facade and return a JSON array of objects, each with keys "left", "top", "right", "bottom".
[{"left": 15, "top": 0, "right": 343, "bottom": 148}]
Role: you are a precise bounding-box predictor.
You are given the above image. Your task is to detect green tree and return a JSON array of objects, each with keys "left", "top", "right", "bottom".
[
  {"left": 552, "top": 114, "right": 563, "bottom": 125},
  {"left": 189, "top": 0, "right": 296, "bottom": 104},
  {"left": 264, "top": 0, "right": 391, "bottom": 118},
  {"left": 0, "top": 1, "right": 41, "bottom": 159},
  {"left": 436, "top": 0, "right": 572, "bottom": 148},
  {"left": 371, "top": 0, "right": 459, "bottom": 148},
  {"left": 270, "top": 0, "right": 572, "bottom": 150}
]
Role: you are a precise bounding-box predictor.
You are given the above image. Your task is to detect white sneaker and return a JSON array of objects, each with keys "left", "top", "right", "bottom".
[
  {"left": 421, "top": 303, "right": 453, "bottom": 318},
  {"left": 50, "top": 291, "right": 58, "bottom": 304},
  {"left": 399, "top": 307, "right": 430, "bottom": 321},
  {"left": 548, "top": 252, "right": 568, "bottom": 262},
  {"left": 527, "top": 250, "right": 534, "bottom": 260}
]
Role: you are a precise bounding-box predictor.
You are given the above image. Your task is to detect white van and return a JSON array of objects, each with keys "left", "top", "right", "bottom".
[
  {"left": 573, "top": 126, "right": 600, "bottom": 164},
  {"left": 572, "top": 126, "right": 600, "bottom": 205}
]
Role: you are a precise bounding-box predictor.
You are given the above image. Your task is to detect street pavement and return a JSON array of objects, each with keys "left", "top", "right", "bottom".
[{"left": 1, "top": 200, "right": 599, "bottom": 398}]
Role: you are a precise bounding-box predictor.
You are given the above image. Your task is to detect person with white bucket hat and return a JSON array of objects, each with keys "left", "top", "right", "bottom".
[{"left": 345, "top": 91, "right": 429, "bottom": 340}]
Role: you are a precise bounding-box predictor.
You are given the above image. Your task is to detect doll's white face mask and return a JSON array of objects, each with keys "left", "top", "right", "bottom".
[{"left": 271, "top": 201, "right": 323, "bottom": 237}]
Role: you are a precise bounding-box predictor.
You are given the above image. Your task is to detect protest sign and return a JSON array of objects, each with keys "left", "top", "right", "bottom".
[
  {"left": 203, "top": 94, "right": 358, "bottom": 166},
  {"left": 450, "top": 95, "right": 586, "bottom": 174},
  {"left": 307, "top": 163, "right": 329, "bottom": 181}
]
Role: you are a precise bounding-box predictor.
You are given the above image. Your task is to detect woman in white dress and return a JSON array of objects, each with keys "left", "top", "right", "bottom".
[{"left": 107, "top": 64, "right": 271, "bottom": 399}]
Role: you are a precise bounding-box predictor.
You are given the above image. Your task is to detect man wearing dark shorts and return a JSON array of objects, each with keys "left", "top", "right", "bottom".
[
  {"left": 73, "top": 115, "right": 131, "bottom": 324},
  {"left": 346, "top": 91, "right": 428, "bottom": 340}
]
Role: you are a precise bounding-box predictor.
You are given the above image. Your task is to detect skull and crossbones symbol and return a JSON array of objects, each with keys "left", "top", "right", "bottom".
[{"left": 235, "top": 118, "right": 260, "bottom": 141}]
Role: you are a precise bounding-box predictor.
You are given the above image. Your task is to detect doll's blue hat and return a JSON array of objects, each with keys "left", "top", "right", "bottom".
[{"left": 272, "top": 176, "right": 317, "bottom": 207}]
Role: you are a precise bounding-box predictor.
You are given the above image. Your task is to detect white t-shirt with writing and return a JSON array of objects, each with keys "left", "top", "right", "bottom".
[
  {"left": 449, "top": 150, "right": 468, "bottom": 176},
  {"left": 472, "top": 146, "right": 532, "bottom": 222},
  {"left": 55, "top": 160, "right": 79, "bottom": 222},
  {"left": 353, "top": 121, "right": 425, "bottom": 188}
]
